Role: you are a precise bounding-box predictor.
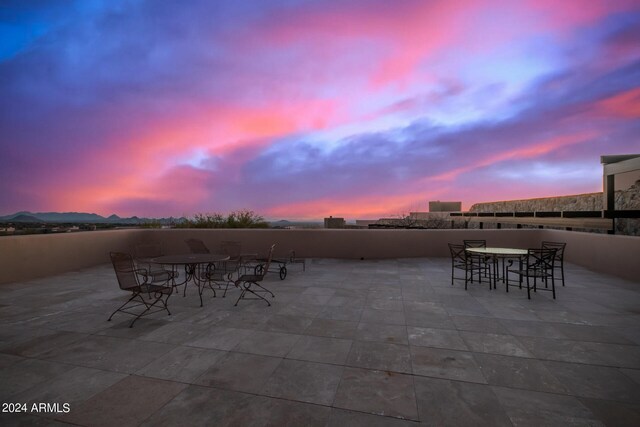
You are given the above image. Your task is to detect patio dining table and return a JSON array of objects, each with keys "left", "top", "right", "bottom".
[
  {"left": 151, "top": 253, "right": 230, "bottom": 306},
  {"left": 465, "top": 247, "right": 528, "bottom": 289}
]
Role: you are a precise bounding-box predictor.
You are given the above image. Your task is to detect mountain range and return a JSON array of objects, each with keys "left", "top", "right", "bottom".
[
  {"left": 0, "top": 212, "right": 324, "bottom": 227},
  {"left": 0, "top": 211, "right": 183, "bottom": 224}
]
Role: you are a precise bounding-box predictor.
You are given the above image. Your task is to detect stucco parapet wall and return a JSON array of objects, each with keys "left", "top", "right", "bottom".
[{"left": 0, "top": 228, "right": 638, "bottom": 284}]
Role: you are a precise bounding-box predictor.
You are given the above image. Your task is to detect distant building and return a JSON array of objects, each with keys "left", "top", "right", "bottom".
[
  {"left": 355, "top": 220, "right": 377, "bottom": 227},
  {"left": 428, "top": 201, "right": 462, "bottom": 212},
  {"left": 324, "top": 216, "right": 346, "bottom": 228}
]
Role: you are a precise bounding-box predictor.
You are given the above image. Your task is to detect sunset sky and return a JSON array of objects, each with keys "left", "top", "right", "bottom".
[{"left": 1, "top": 0, "right": 639, "bottom": 220}]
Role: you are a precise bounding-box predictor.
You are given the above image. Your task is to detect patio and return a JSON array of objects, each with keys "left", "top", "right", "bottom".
[{"left": 1, "top": 257, "right": 639, "bottom": 426}]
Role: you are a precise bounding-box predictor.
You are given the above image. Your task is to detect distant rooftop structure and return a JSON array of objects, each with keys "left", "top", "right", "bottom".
[
  {"left": 324, "top": 216, "right": 345, "bottom": 229},
  {"left": 428, "top": 201, "right": 462, "bottom": 212},
  {"left": 601, "top": 154, "right": 640, "bottom": 211}
]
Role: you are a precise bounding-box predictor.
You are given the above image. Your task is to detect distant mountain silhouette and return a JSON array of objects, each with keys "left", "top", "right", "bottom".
[
  {"left": 268, "top": 219, "right": 322, "bottom": 228},
  {"left": 0, "top": 211, "right": 184, "bottom": 225},
  {"left": 8, "top": 214, "right": 45, "bottom": 223}
]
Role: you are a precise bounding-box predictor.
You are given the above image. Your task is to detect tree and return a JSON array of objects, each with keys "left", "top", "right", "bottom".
[{"left": 178, "top": 210, "right": 269, "bottom": 228}]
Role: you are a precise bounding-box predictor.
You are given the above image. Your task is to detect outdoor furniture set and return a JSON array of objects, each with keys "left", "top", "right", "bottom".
[
  {"left": 109, "top": 239, "right": 300, "bottom": 327},
  {"left": 449, "top": 239, "right": 566, "bottom": 299}
]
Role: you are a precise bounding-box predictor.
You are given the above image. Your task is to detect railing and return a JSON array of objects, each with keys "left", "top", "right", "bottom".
[
  {"left": 449, "top": 210, "right": 640, "bottom": 233},
  {"left": 450, "top": 210, "right": 640, "bottom": 219}
]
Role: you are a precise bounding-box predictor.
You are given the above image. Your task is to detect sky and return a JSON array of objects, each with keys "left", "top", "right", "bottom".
[{"left": 1, "top": 0, "right": 639, "bottom": 220}]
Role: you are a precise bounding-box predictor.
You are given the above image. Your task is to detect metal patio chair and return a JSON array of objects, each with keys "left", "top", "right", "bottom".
[
  {"left": 133, "top": 242, "right": 177, "bottom": 284},
  {"left": 448, "top": 243, "right": 487, "bottom": 290},
  {"left": 233, "top": 244, "right": 276, "bottom": 306},
  {"left": 185, "top": 238, "right": 211, "bottom": 254},
  {"left": 506, "top": 248, "right": 558, "bottom": 299},
  {"left": 108, "top": 252, "right": 173, "bottom": 327},
  {"left": 463, "top": 239, "right": 489, "bottom": 281},
  {"left": 204, "top": 241, "right": 247, "bottom": 298},
  {"left": 542, "top": 241, "right": 566, "bottom": 287},
  {"left": 289, "top": 250, "right": 306, "bottom": 272}
]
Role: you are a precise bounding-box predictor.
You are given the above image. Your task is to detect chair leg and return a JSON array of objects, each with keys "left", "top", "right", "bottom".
[
  {"left": 108, "top": 292, "right": 140, "bottom": 321},
  {"left": 451, "top": 264, "right": 454, "bottom": 286},
  {"left": 253, "top": 282, "right": 274, "bottom": 298},
  {"left": 128, "top": 295, "right": 163, "bottom": 328},
  {"left": 234, "top": 282, "right": 271, "bottom": 306}
]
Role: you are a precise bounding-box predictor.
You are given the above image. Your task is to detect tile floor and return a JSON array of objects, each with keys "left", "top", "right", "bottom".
[{"left": 0, "top": 258, "right": 639, "bottom": 426}]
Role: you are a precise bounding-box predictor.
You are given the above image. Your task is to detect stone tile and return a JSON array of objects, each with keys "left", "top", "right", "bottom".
[
  {"left": 3, "top": 331, "right": 88, "bottom": 358},
  {"left": 500, "top": 319, "right": 567, "bottom": 339},
  {"left": 554, "top": 323, "right": 634, "bottom": 344},
  {"left": 360, "top": 308, "right": 406, "bottom": 325},
  {"left": 579, "top": 341, "right": 640, "bottom": 369},
  {"left": 40, "top": 335, "right": 175, "bottom": 373},
  {"left": 277, "top": 302, "right": 326, "bottom": 317},
  {"left": 302, "top": 287, "right": 336, "bottom": 296},
  {"left": 402, "top": 300, "right": 448, "bottom": 315},
  {"left": 184, "top": 326, "right": 252, "bottom": 350},
  {"left": 355, "top": 322, "right": 408, "bottom": 345},
  {"left": 185, "top": 309, "right": 235, "bottom": 326},
  {"left": 411, "top": 346, "right": 486, "bottom": 383},
  {"left": 451, "top": 315, "right": 509, "bottom": 334},
  {"left": 366, "top": 298, "right": 404, "bottom": 311},
  {"left": 407, "top": 326, "right": 468, "bottom": 351},
  {"left": 297, "top": 294, "right": 333, "bottom": 305},
  {"left": 414, "top": 376, "right": 512, "bottom": 426},
  {"left": 286, "top": 335, "right": 353, "bottom": 365},
  {"left": 0, "top": 325, "right": 58, "bottom": 352},
  {"left": 517, "top": 336, "right": 611, "bottom": 365},
  {"left": 580, "top": 398, "right": 640, "bottom": 427},
  {"left": 317, "top": 305, "right": 363, "bottom": 321},
  {"left": 333, "top": 367, "right": 419, "bottom": 421},
  {"left": 347, "top": 340, "right": 412, "bottom": 374},
  {"left": 0, "top": 353, "right": 22, "bottom": 369},
  {"left": 473, "top": 353, "right": 568, "bottom": 394},
  {"left": 12, "top": 366, "right": 127, "bottom": 407},
  {"left": 217, "top": 310, "right": 273, "bottom": 330},
  {"left": 139, "top": 385, "right": 250, "bottom": 426},
  {"left": 305, "top": 318, "right": 359, "bottom": 339},
  {"left": 263, "top": 314, "right": 314, "bottom": 334},
  {"left": 0, "top": 359, "right": 74, "bottom": 400},
  {"left": 492, "top": 386, "right": 602, "bottom": 427},
  {"left": 60, "top": 375, "right": 187, "bottom": 427},
  {"left": 194, "top": 351, "right": 282, "bottom": 393},
  {"left": 543, "top": 361, "right": 640, "bottom": 403},
  {"left": 621, "top": 368, "right": 640, "bottom": 385},
  {"left": 232, "top": 330, "right": 301, "bottom": 357},
  {"left": 481, "top": 304, "right": 540, "bottom": 322},
  {"left": 325, "top": 295, "right": 366, "bottom": 308},
  {"left": 327, "top": 408, "right": 419, "bottom": 426},
  {"left": 138, "top": 321, "right": 211, "bottom": 345},
  {"left": 261, "top": 359, "right": 343, "bottom": 405},
  {"left": 45, "top": 310, "right": 116, "bottom": 334},
  {"left": 0, "top": 413, "right": 72, "bottom": 426},
  {"left": 222, "top": 395, "right": 332, "bottom": 427},
  {"left": 460, "top": 331, "right": 533, "bottom": 357},
  {"left": 137, "top": 346, "right": 226, "bottom": 383},
  {"left": 404, "top": 311, "right": 455, "bottom": 329},
  {"left": 97, "top": 318, "right": 171, "bottom": 339}
]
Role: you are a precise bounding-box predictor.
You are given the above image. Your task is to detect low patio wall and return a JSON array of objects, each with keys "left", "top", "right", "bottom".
[{"left": 0, "top": 228, "right": 638, "bottom": 284}]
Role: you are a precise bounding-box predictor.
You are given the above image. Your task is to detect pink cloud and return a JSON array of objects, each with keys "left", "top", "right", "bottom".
[{"left": 595, "top": 87, "right": 640, "bottom": 119}]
